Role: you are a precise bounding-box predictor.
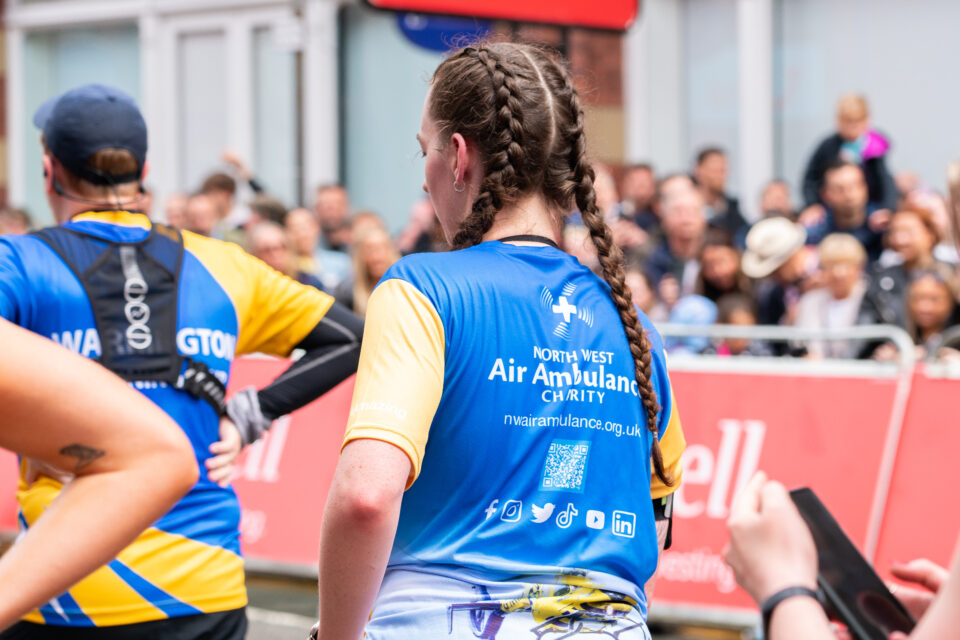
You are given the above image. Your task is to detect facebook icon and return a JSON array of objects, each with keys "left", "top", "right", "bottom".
[{"left": 611, "top": 511, "right": 636, "bottom": 538}]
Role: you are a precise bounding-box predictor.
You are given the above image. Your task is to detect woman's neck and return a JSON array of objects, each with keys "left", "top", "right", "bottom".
[{"left": 481, "top": 194, "right": 560, "bottom": 246}]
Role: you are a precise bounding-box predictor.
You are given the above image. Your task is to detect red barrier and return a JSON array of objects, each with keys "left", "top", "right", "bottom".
[
  {"left": 872, "top": 369, "right": 960, "bottom": 579},
  {"left": 654, "top": 370, "right": 900, "bottom": 613},
  {"left": 228, "top": 359, "right": 353, "bottom": 567},
  {"left": 0, "top": 358, "right": 956, "bottom": 625}
]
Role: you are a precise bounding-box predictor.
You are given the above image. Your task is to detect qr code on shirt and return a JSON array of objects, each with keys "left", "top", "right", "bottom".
[{"left": 541, "top": 440, "right": 590, "bottom": 493}]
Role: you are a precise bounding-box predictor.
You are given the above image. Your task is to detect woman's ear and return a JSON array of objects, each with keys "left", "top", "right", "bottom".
[{"left": 450, "top": 133, "right": 469, "bottom": 186}]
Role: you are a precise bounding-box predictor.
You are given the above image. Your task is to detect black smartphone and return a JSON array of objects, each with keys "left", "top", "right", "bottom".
[{"left": 789, "top": 488, "right": 915, "bottom": 640}]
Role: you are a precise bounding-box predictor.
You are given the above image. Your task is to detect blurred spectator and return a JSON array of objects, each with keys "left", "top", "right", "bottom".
[
  {"left": 248, "top": 194, "right": 288, "bottom": 226},
  {"left": 905, "top": 269, "right": 957, "bottom": 360},
  {"left": 901, "top": 188, "right": 958, "bottom": 265},
  {"left": 285, "top": 207, "right": 352, "bottom": 291},
  {"left": 395, "top": 198, "right": 438, "bottom": 255},
  {"left": 857, "top": 207, "right": 947, "bottom": 343},
  {"left": 695, "top": 229, "right": 752, "bottom": 303},
  {"left": 620, "top": 163, "right": 659, "bottom": 233},
  {"left": 664, "top": 295, "right": 717, "bottom": 355},
  {"left": 351, "top": 210, "right": 388, "bottom": 241},
  {"left": 594, "top": 164, "right": 622, "bottom": 222},
  {"left": 742, "top": 217, "right": 819, "bottom": 328},
  {"left": 658, "top": 173, "right": 696, "bottom": 205},
  {"left": 221, "top": 149, "right": 266, "bottom": 195},
  {"left": 0, "top": 208, "right": 31, "bottom": 235},
  {"left": 164, "top": 193, "right": 187, "bottom": 228},
  {"left": 794, "top": 234, "right": 868, "bottom": 359},
  {"left": 315, "top": 183, "right": 352, "bottom": 252},
  {"left": 895, "top": 170, "right": 922, "bottom": 202},
  {"left": 801, "top": 93, "right": 898, "bottom": 214},
  {"left": 702, "top": 294, "right": 771, "bottom": 356},
  {"left": 625, "top": 262, "right": 668, "bottom": 323},
  {"left": 759, "top": 179, "right": 795, "bottom": 220},
  {"left": 183, "top": 193, "right": 219, "bottom": 237},
  {"left": 693, "top": 147, "right": 749, "bottom": 239},
  {"left": 200, "top": 172, "right": 237, "bottom": 238},
  {"left": 804, "top": 161, "right": 888, "bottom": 262},
  {"left": 645, "top": 182, "right": 706, "bottom": 302},
  {"left": 224, "top": 194, "right": 288, "bottom": 246},
  {"left": 334, "top": 226, "right": 400, "bottom": 316},
  {"left": 246, "top": 221, "right": 324, "bottom": 290},
  {"left": 612, "top": 216, "right": 649, "bottom": 260}
]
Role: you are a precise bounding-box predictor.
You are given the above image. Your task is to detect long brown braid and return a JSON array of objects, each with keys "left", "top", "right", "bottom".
[
  {"left": 553, "top": 70, "right": 672, "bottom": 486},
  {"left": 430, "top": 43, "right": 673, "bottom": 486}
]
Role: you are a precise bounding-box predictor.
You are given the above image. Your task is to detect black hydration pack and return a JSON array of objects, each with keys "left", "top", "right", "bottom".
[{"left": 32, "top": 222, "right": 227, "bottom": 414}]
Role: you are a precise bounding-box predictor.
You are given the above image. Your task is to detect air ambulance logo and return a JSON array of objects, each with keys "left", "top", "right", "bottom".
[{"left": 540, "top": 281, "right": 594, "bottom": 340}]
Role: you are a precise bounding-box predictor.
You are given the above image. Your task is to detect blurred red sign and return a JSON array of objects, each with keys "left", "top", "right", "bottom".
[{"left": 367, "top": 0, "right": 639, "bottom": 31}]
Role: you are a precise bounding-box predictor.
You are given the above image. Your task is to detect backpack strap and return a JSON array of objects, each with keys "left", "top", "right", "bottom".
[{"left": 31, "top": 224, "right": 226, "bottom": 414}]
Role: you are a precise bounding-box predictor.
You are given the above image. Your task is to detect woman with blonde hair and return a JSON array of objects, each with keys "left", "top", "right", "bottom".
[
  {"left": 313, "top": 42, "right": 685, "bottom": 640},
  {"left": 794, "top": 233, "right": 868, "bottom": 359},
  {"left": 334, "top": 223, "right": 400, "bottom": 316}
]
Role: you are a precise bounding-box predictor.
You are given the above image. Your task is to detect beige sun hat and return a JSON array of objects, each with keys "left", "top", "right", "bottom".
[{"left": 741, "top": 217, "right": 808, "bottom": 279}]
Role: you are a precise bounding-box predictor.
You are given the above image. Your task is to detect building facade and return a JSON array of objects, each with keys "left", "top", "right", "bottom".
[{"left": 5, "top": 0, "right": 957, "bottom": 227}]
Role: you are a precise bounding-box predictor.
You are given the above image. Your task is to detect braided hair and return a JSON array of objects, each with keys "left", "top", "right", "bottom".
[{"left": 429, "top": 43, "right": 673, "bottom": 486}]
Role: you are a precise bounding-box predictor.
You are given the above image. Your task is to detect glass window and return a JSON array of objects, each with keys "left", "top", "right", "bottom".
[
  {"left": 252, "top": 26, "right": 299, "bottom": 208},
  {"left": 178, "top": 30, "right": 227, "bottom": 192},
  {"left": 341, "top": 3, "right": 442, "bottom": 231},
  {"left": 22, "top": 24, "right": 140, "bottom": 225}
]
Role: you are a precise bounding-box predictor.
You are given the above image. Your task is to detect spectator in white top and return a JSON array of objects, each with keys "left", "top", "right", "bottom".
[{"left": 794, "top": 233, "right": 868, "bottom": 359}]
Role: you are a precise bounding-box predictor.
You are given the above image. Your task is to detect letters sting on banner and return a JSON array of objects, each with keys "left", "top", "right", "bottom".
[{"left": 0, "top": 358, "right": 957, "bottom": 623}]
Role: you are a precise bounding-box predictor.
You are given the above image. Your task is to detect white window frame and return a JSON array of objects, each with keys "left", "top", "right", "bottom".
[{"left": 4, "top": 0, "right": 343, "bottom": 209}]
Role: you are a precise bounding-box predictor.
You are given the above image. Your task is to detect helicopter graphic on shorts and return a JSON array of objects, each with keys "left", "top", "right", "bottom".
[{"left": 446, "top": 573, "right": 645, "bottom": 639}]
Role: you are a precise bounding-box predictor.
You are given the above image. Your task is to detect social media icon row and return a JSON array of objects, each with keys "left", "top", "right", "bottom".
[{"left": 484, "top": 499, "right": 636, "bottom": 538}]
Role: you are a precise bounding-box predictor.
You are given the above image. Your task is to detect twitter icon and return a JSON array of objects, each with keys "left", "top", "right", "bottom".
[{"left": 530, "top": 503, "right": 555, "bottom": 523}]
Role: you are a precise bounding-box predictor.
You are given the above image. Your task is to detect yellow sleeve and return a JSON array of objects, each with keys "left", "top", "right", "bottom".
[
  {"left": 342, "top": 278, "right": 445, "bottom": 488},
  {"left": 651, "top": 387, "right": 686, "bottom": 500},
  {"left": 182, "top": 232, "right": 333, "bottom": 356}
]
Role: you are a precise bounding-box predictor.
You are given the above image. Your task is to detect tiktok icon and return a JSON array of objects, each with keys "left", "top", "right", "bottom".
[{"left": 555, "top": 503, "right": 578, "bottom": 529}]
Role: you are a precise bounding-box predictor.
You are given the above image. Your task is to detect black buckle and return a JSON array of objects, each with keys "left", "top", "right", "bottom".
[{"left": 179, "top": 358, "right": 227, "bottom": 415}]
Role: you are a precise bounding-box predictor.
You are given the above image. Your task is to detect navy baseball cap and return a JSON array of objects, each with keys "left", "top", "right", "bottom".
[{"left": 33, "top": 84, "right": 147, "bottom": 186}]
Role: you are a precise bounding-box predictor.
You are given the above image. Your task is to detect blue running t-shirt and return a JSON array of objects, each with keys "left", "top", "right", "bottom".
[{"left": 344, "top": 241, "right": 685, "bottom": 639}]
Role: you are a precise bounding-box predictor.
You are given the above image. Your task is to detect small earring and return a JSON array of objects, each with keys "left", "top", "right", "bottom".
[{"left": 453, "top": 179, "right": 465, "bottom": 193}]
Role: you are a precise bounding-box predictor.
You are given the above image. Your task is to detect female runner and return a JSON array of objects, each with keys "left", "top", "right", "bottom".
[{"left": 315, "top": 42, "right": 686, "bottom": 639}]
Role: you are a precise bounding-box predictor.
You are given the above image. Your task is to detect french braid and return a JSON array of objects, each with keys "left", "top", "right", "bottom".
[{"left": 451, "top": 47, "right": 528, "bottom": 249}]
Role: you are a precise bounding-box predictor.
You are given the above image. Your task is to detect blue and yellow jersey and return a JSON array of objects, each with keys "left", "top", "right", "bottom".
[
  {"left": 343, "top": 241, "right": 685, "bottom": 638},
  {"left": 0, "top": 211, "right": 332, "bottom": 627}
]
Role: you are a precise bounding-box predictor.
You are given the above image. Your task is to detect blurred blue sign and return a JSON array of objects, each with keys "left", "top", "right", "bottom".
[{"left": 397, "top": 13, "right": 492, "bottom": 53}]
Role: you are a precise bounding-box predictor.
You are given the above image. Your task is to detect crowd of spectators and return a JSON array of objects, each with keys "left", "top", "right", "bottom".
[
  {"left": 2, "top": 93, "right": 958, "bottom": 362},
  {"left": 557, "top": 93, "right": 960, "bottom": 363}
]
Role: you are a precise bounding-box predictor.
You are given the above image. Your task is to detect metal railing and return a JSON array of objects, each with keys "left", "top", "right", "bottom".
[{"left": 655, "top": 323, "right": 913, "bottom": 563}]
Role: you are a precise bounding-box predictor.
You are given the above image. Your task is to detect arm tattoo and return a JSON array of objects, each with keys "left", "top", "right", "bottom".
[{"left": 59, "top": 444, "right": 106, "bottom": 472}]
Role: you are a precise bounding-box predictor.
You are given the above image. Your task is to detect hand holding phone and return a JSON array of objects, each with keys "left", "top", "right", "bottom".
[{"left": 790, "top": 488, "right": 915, "bottom": 640}]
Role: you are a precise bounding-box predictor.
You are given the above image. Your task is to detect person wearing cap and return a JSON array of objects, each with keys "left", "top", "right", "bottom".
[
  {"left": 0, "top": 84, "right": 363, "bottom": 639},
  {"left": 742, "top": 217, "right": 820, "bottom": 330}
]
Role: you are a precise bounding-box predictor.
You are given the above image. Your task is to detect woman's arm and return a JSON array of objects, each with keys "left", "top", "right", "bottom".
[
  {"left": 0, "top": 319, "right": 198, "bottom": 629},
  {"left": 316, "top": 439, "right": 410, "bottom": 640}
]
